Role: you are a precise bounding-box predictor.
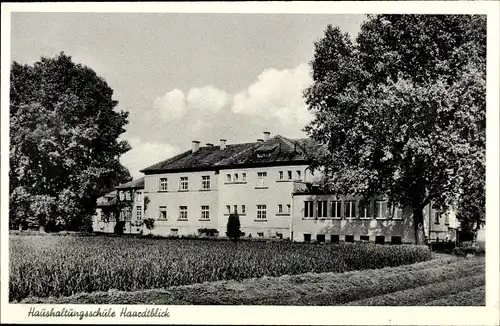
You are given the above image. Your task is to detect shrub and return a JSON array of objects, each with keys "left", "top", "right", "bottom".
[
  {"left": 143, "top": 218, "right": 155, "bottom": 235},
  {"left": 454, "top": 245, "right": 485, "bottom": 257},
  {"left": 226, "top": 213, "right": 241, "bottom": 240},
  {"left": 198, "top": 228, "right": 219, "bottom": 237},
  {"left": 114, "top": 221, "right": 125, "bottom": 235}
]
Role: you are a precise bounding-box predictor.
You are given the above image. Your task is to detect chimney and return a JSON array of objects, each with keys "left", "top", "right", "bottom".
[
  {"left": 220, "top": 139, "right": 227, "bottom": 150},
  {"left": 263, "top": 131, "right": 270, "bottom": 141},
  {"left": 257, "top": 139, "right": 264, "bottom": 143},
  {"left": 206, "top": 143, "right": 213, "bottom": 147},
  {"left": 192, "top": 140, "right": 200, "bottom": 153}
]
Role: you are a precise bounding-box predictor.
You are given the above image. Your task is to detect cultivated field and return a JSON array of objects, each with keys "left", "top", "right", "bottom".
[
  {"left": 10, "top": 234, "right": 430, "bottom": 302},
  {"left": 21, "top": 255, "right": 485, "bottom": 305}
]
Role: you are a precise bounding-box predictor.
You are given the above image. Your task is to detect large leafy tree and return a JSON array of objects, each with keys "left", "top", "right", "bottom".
[
  {"left": 305, "top": 15, "right": 486, "bottom": 244},
  {"left": 10, "top": 52, "right": 132, "bottom": 231}
]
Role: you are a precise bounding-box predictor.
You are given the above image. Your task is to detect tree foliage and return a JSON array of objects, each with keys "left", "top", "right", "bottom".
[
  {"left": 10, "top": 52, "right": 132, "bottom": 231},
  {"left": 305, "top": 15, "right": 486, "bottom": 244}
]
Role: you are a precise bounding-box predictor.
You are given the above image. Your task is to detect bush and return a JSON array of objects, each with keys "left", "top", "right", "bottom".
[
  {"left": 198, "top": 228, "right": 219, "bottom": 237},
  {"left": 114, "top": 221, "right": 125, "bottom": 235},
  {"left": 226, "top": 213, "right": 242, "bottom": 240},
  {"left": 454, "top": 245, "right": 485, "bottom": 257},
  {"left": 143, "top": 218, "right": 155, "bottom": 235}
]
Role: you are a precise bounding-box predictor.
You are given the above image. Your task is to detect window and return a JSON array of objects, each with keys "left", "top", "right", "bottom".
[
  {"left": 317, "top": 234, "right": 326, "bottom": 243},
  {"left": 180, "top": 177, "right": 188, "bottom": 190},
  {"left": 257, "top": 232, "right": 264, "bottom": 238},
  {"left": 434, "top": 212, "right": 440, "bottom": 224},
  {"left": 119, "top": 191, "right": 124, "bottom": 201},
  {"left": 279, "top": 171, "right": 284, "bottom": 180},
  {"left": 317, "top": 201, "right": 328, "bottom": 218},
  {"left": 276, "top": 233, "right": 283, "bottom": 239},
  {"left": 171, "top": 228, "right": 178, "bottom": 236},
  {"left": 375, "top": 236, "right": 385, "bottom": 245},
  {"left": 304, "top": 201, "right": 314, "bottom": 218},
  {"left": 391, "top": 236, "right": 402, "bottom": 245},
  {"left": 392, "top": 206, "right": 403, "bottom": 220},
  {"left": 242, "top": 205, "right": 246, "bottom": 214},
  {"left": 286, "top": 204, "right": 291, "bottom": 214},
  {"left": 287, "top": 171, "right": 292, "bottom": 180},
  {"left": 136, "top": 191, "right": 143, "bottom": 202},
  {"left": 123, "top": 207, "right": 132, "bottom": 221},
  {"left": 344, "top": 201, "right": 356, "bottom": 218},
  {"left": 257, "top": 172, "right": 267, "bottom": 187},
  {"left": 331, "top": 235, "right": 340, "bottom": 243},
  {"left": 234, "top": 205, "right": 238, "bottom": 213},
  {"left": 359, "top": 200, "right": 372, "bottom": 219},
  {"left": 375, "top": 201, "right": 387, "bottom": 219},
  {"left": 159, "top": 206, "right": 167, "bottom": 220},
  {"left": 296, "top": 170, "right": 301, "bottom": 180},
  {"left": 226, "top": 174, "right": 231, "bottom": 183},
  {"left": 226, "top": 205, "right": 231, "bottom": 214},
  {"left": 345, "top": 235, "right": 354, "bottom": 243},
  {"left": 303, "top": 234, "right": 311, "bottom": 242},
  {"left": 233, "top": 173, "right": 238, "bottom": 182},
  {"left": 202, "top": 176, "right": 211, "bottom": 189},
  {"left": 201, "top": 206, "right": 210, "bottom": 220},
  {"left": 124, "top": 191, "right": 131, "bottom": 201},
  {"left": 242, "top": 173, "right": 247, "bottom": 182},
  {"left": 257, "top": 205, "right": 267, "bottom": 220},
  {"left": 136, "top": 206, "right": 142, "bottom": 220},
  {"left": 445, "top": 213, "right": 450, "bottom": 225},
  {"left": 159, "top": 178, "right": 168, "bottom": 191},
  {"left": 331, "top": 201, "right": 342, "bottom": 218},
  {"left": 278, "top": 204, "right": 283, "bottom": 213},
  {"left": 360, "top": 235, "right": 370, "bottom": 242},
  {"left": 179, "top": 206, "right": 188, "bottom": 220}
]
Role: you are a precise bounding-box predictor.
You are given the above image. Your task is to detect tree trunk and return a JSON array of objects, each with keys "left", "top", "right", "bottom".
[{"left": 413, "top": 207, "right": 426, "bottom": 245}]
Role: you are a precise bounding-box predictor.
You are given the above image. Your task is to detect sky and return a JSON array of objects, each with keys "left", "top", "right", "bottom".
[{"left": 11, "top": 13, "right": 367, "bottom": 179}]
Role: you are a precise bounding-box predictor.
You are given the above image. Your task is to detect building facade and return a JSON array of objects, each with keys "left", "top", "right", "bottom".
[
  {"left": 93, "top": 178, "right": 145, "bottom": 234},
  {"left": 291, "top": 182, "right": 458, "bottom": 244},
  {"left": 94, "top": 132, "right": 458, "bottom": 243}
]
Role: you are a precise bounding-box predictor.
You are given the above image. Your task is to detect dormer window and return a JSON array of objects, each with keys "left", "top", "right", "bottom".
[{"left": 256, "top": 152, "right": 271, "bottom": 158}]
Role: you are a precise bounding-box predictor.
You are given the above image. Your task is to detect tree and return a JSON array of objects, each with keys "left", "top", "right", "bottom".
[
  {"left": 226, "top": 213, "right": 242, "bottom": 240},
  {"left": 304, "top": 15, "right": 486, "bottom": 244},
  {"left": 10, "top": 52, "right": 132, "bottom": 231}
]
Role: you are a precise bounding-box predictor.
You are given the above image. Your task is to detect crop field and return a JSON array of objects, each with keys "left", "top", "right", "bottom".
[
  {"left": 9, "top": 234, "right": 431, "bottom": 302},
  {"left": 20, "top": 255, "right": 485, "bottom": 306}
]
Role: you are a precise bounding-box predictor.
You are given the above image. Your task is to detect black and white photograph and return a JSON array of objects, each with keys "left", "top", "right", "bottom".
[{"left": 1, "top": 2, "right": 499, "bottom": 325}]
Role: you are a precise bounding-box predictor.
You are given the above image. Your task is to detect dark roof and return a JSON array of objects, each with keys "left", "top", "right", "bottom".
[
  {"left": 115, "top": 177, "right": 145, "bottom": 190},
  {"left": 96, "top": 190, "right": 117, "bottom": 207},
  {"left": 140, "top": 135, "right": 322, "bottom": 174}
]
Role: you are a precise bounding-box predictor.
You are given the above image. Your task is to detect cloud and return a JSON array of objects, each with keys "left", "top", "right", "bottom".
[
  {"left": 154, "top": 85, "right": 229, "bottom": 120},
  {"left": 232, "top": 63, "right": 314, "bottom": 126},
  {"left": 153, "top": 88, "right": 187, "bottom": 120},
  {"left": 120, "top": 134, "right": 181, "bottom": 179},
  {"left": 187, "top": 85, "right": 229, "bottom": 113}
]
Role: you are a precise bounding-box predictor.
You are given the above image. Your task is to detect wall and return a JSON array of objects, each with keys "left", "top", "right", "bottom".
[
  {"left": 291, "top": 193, "right": 415, "bottom": 243},
  {"left": 218, "top": 164, "right": 311, "bottom": 239},
  {"left": 292, "top": 193, "right": 459, "bottom": 244},
  {"left": 144, "top": 171, "right": 219, "bottom": 236}
]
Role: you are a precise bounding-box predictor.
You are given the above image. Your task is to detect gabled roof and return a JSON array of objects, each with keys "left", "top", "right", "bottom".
[
  {"left": 140, "top": 135, "right": 321, "bottom": 174},
  {"left": 96, "top": 190, "right": 117, "bottom": 207},
  {"left": 115, "top": 177, "right": 145, "bottom": 190}
]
